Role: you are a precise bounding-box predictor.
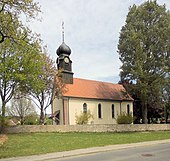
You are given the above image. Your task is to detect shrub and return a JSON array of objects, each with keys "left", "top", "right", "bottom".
[
  {"left": 44, "top": 118, "right": 52, "bottom": 125},
  {"left": 116, "top": 112, "right": 133, "bottom": 124},
  {"left": 0, "top": 116, "right": 10, "bottom": 133},
  {"left": 24, "top": 114, "right": 39, "bottom": 125},
  {"left": 75, "top": 110, "right": 93, "bottom": 125},
  {"left": 0, "top": 116, "right": 9, "bottom": 127}
]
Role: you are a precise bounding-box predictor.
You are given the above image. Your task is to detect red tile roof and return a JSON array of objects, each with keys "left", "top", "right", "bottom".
[{"left": 63, "top": 78, "right": 133, "bottom": 101}]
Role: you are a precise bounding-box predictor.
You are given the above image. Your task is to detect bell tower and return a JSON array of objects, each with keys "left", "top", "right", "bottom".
[{"left": 56, "top": 22, "right": 73, "bottom": 84}]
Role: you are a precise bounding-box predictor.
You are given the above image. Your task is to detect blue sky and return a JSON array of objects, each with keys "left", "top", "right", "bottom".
[{"left": 27, "top": 0, "right": 170, "bottom": 83}]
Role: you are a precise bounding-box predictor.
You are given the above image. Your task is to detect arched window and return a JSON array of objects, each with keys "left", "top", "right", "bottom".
[
  {"left": 83, "top": 103, "right": 87, "bottom": 113},
  {"left": 98, "top": 104, "right": 102, "bottom": 118},
  {"left": 127, "top": 104, "right": 130, "bottom": 115},
  {"left": 112, "top": 104, "right": 115, "bottom": 118}
]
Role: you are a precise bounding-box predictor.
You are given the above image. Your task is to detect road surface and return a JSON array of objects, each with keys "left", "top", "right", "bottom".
[{"left": 51, "top": 142, "right": 170, "bottom": 161}]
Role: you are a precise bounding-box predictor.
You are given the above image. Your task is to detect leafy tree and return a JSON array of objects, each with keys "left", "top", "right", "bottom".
[
  {"left": 163, "top": 75, "right": 170, "bottom": 123},
  {"left": 0, "top": 29, "right": 44, "bottom": 127},
  {"left": 120, "top": 80, "right": 163, "bottom": 124},
  {"left": 0, "top": 0, "right": 43, "bottom": 128},
  {"left": 28, "top": 53, "right": 60, "bottom": 125},
  {"left": 6, "top": 96, "right": 37, "bottom": 125},
  {"left": 119, "top": 80, "right": 142, "bottom": 123},
  {"left": 118, "top": 1, "right": 170, "bottom": 123},
  {"left": 0, "top": 0, "right": 40, "bottom": 44}
]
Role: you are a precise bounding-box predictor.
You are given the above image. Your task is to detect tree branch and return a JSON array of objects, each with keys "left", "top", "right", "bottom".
[
  {"left": 0, "top": 30, "right": 5, "bottom": 43},
  {"left": 0, "top": 3, "right": 5, "bottom": 12}
]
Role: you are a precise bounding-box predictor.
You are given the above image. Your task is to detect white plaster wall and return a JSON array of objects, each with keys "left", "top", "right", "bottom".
[
  {"left": 68, "top": 98, "right": 133, "bottom": 125},
  {"left": 121, "top": 101, "right": 133, "bottom": 114}
]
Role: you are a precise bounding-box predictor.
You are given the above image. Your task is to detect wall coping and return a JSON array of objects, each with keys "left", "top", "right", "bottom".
[{"left": 3, "top": 124, "right": 170, "bottom": 134}]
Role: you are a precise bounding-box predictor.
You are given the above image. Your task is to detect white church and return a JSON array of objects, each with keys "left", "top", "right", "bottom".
[{"left": 52, "top": 35, "right": 133, "bottom": 125}]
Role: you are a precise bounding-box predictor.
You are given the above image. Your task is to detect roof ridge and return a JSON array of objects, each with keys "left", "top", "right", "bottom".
[{"left": 74, "top": 77, "right": 120, "bottom": 85}]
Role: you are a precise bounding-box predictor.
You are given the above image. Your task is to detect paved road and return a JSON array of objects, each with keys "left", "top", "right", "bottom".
[
  {"left": 53, "top": 142, "right": 170, "bottom": 161},
  {"left": 1, "top": 140, "right": 170, "bottom": 161}
]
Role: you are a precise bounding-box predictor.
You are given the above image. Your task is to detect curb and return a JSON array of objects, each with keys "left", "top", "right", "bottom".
[{"left": 1, "top": 139, "right": 170, "bottom": 161}]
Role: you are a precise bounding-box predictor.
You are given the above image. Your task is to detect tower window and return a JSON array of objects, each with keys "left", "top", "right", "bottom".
[
  {"left": 127, "top": 104, "right": 130, "bottom": 115},
  {"left": 98, "top": 104, "right": 102, "bottom": 118},
  {"left": 112, "top": 104, "right": 115, "bottom": 118},
  {"left": 83, "top": 103, "right": 87, "bottom": 113}
]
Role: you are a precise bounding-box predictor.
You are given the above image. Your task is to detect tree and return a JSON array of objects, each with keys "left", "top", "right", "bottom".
[
  {"left": 0, "top": 0, "right": 40, "bottom": 44},
  {"left": 28, "top": 53, "right": 61, "bottom": 125},
  {"left": 119, "top": 80, "right": 143, "bottom": 123},
  {"left": 0, "top": 29, "right": 44, "bottom": 127},
  {"left": 118, "top": 1, "right": 170, "bottom": 123},
  {"left": 0, "top": 0, "right": 43, "bottom": 128},
  {"left": 163, "top": 75, "right": 170, "bottom": 123},
  {"left": 6, "top": 96, "right": 37, "bottom": 125}
]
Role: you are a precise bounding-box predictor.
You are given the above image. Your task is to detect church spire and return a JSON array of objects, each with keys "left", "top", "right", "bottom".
[{"left": 56, "top": 21, "right": 73, "bottom": 84}]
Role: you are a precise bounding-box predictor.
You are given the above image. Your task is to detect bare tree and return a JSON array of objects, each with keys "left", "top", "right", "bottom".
[{"left": 7, "top": 96, "right": 37, "bottom": 125}]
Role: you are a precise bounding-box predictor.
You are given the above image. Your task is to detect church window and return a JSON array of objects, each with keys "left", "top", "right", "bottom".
[
  {"left": 83, "top": 103, "right": 87, "bottom": 113},
  {"left": 127, "top": 104, "right": 130, "bottom": 114},
  {"left": 112, "top": 104, "right": 115, "bottom": 118},
  {"left": 98, "top": 104, "right": 102, "bottom": 118}
]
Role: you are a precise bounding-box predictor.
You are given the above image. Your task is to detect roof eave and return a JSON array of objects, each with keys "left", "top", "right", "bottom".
[{"left": 63, "top": 96, "right": 133, "bottom": 102}]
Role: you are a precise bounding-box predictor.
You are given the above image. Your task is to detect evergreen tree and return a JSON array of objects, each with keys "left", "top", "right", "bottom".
[{"left": 118, "top": 1, "right": 170, "bottom": 123}]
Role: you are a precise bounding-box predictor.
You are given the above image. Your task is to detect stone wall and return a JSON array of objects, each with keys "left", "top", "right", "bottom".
[{"left": 4, "top": 124, "right": 170, "bottom": 133}]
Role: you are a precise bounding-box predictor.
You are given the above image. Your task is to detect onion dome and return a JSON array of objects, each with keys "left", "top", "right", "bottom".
[{"left": 56, "top": 42, "right": 71, "bottom": 56}]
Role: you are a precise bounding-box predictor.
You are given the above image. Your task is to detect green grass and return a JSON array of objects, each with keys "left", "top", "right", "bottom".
[{"left": 0, "top": 131, "right": 170, "bottom": 158}]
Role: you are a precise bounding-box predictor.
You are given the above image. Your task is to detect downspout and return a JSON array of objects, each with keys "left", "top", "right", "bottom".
[
  {"left": 68, "top": 97, "right": 70, "bottom": 125},
  {"left": 63, "top": 98, "right": 65, "bottom": 125}
]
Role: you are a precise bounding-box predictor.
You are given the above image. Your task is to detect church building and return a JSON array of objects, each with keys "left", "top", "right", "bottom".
[{"left": 52, "top": 29, "right": 133, "bottom": 125}]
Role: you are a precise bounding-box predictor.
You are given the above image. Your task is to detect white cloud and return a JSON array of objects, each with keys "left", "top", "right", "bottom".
[{"left": 28, "top": 0, "right": 170, "bottom": 83}]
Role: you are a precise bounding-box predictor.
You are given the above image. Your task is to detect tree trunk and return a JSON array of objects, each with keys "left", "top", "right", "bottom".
[
  {"left": 2, "top": 102, "right": 6, "bottom": 117},
  {"left": 0, "top": 102, "right": 6, "bottom": 133},
  {"left": 142, "top": 103, "right": 148, "bottom": 124},
  {"left": 40, "top": 109, "right": 45, "bottom": 125},
  {"left": 20, "top": 116, "right": 24, "bottom": 125},
  {"left": 166, "top": 113, "right": 169, "bottom": 123},
  {"left": 164, "top": 106, "right": 167, "bottom": 123}
]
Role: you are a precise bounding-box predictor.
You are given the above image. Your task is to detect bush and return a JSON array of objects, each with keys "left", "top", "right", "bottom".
[
  {"left": 0, "top": 116, "right": 10, "bottom": 133},
  {"left": 0, "top": 116, "right": 9, "bottom": 127},
  {"left": 75, "top": 110, "right": 93, "bottom": 125},
  {"left": 116, "top": 112, "right": 133, "bottom": 124},
  {"left": 44, "top": 118, "right": 52, "bottom": 125},
  {"left": 24, "top": 114, "right": 39, "bottom": 125}
]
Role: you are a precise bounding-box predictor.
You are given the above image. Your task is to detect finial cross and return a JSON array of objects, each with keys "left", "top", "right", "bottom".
[{"left": 62, "top": 21, "right": 64, "bottom": 43}]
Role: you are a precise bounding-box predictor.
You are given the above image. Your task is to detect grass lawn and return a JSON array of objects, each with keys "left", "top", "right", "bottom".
[{"left": 0, "top": 131, "right": 170, "bottom": 158}]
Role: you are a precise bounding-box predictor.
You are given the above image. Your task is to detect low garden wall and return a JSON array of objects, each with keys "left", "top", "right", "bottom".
[{"left": 4, "top": 124, "right": 170, "bottom": 133}]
